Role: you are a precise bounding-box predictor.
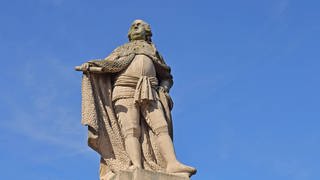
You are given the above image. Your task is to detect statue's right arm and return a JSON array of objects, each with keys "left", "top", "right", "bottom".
[{"left": 78, "top": 62, "right": 91, "bottom": 71}]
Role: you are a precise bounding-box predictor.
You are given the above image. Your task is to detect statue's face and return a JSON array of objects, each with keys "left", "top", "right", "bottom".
[{"left": 129, "top": 20, "right": 147, "bottom": 41}]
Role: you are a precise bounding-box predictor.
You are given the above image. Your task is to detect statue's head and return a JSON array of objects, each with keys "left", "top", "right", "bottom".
[{"left": 128, "top": 19, "right": 152, "bottom": 42}]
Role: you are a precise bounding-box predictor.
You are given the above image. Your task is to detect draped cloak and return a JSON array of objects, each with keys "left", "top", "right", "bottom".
[{"left": 80, "top": 40, "right": 174, "bottom": 179}]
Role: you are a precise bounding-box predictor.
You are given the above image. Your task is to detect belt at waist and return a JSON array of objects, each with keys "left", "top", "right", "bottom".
[{"left": 114, "top": 75, "right": 158, "bottom": 104}]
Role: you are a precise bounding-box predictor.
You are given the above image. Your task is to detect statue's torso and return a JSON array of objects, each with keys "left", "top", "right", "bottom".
[
  {"left": 121, "top": 54, "right": 156, "bottom": 78},
  {"left": 112, "top": 54, "right": 158, "bottom": 101}
]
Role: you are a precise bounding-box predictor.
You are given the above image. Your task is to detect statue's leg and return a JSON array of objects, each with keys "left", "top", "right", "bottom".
[
  {"left": 114, "top": 98, "right": 142, "bottom": 169},
  {"left": 141, "top": 100, "right": 196, "bottom": 175}
]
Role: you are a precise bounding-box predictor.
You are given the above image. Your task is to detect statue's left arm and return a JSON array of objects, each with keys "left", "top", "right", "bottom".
[{"left": 154, "top": 53, "right": 173, "bottom": 93}]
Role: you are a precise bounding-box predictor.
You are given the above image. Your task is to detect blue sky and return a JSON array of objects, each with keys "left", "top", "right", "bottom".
[{"left": 1, "top": 0, "right": 320, "bottom": 179}]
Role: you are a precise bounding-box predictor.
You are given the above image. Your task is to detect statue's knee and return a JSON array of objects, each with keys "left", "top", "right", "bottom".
[
  {"left": 154, "top": 126, "right": 169, "bottom": 136},
  {"left": 124, "top": 127, "right": 141, "bottom": 139}
]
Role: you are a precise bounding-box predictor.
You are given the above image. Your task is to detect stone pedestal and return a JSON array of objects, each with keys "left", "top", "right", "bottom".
[{"left": 110, "top": 168, "right": 190, "bottom": 180}]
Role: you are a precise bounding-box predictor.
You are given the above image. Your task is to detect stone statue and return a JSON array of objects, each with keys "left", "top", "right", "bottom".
[{"left": 76, "top": 19, "right": 196, "bottom": 180}]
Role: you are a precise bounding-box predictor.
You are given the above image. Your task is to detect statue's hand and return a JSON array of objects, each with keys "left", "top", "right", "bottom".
[
  {"left": 157, "top": 85, "right": 173, "bottom": 110},
  {"left": 157, "top": 86, "right": 169, "bottom": 93},
  {"left": 80, "top": 62, "right": 91, "bottom": 72}
]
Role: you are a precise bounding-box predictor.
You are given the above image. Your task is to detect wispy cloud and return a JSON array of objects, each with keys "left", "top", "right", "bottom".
[{"left": 3, "top": 57, "right": 90, "bottom": 163}]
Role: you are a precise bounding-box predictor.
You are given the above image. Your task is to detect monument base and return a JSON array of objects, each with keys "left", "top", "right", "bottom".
[{"left": 109, "top": 168, "right": 190, "bottom": 180}]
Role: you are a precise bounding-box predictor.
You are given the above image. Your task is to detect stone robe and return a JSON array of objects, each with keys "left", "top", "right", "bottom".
[{"left": 80, "top": 40, "right": 174, "bottom": 179}]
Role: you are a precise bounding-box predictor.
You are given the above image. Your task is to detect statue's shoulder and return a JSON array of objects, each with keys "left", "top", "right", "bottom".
[
  {"left": 108, "top": 41, "right": 157, "bottom": 58},
  {"left": 103, "top": 42, "right": 130, "bottom": 61},
  {"left": 104, "top": 41, "right": 169, "bottom": 68},
  {"left": 110, "top": 42, "right": 130, "bottom": 55}
]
